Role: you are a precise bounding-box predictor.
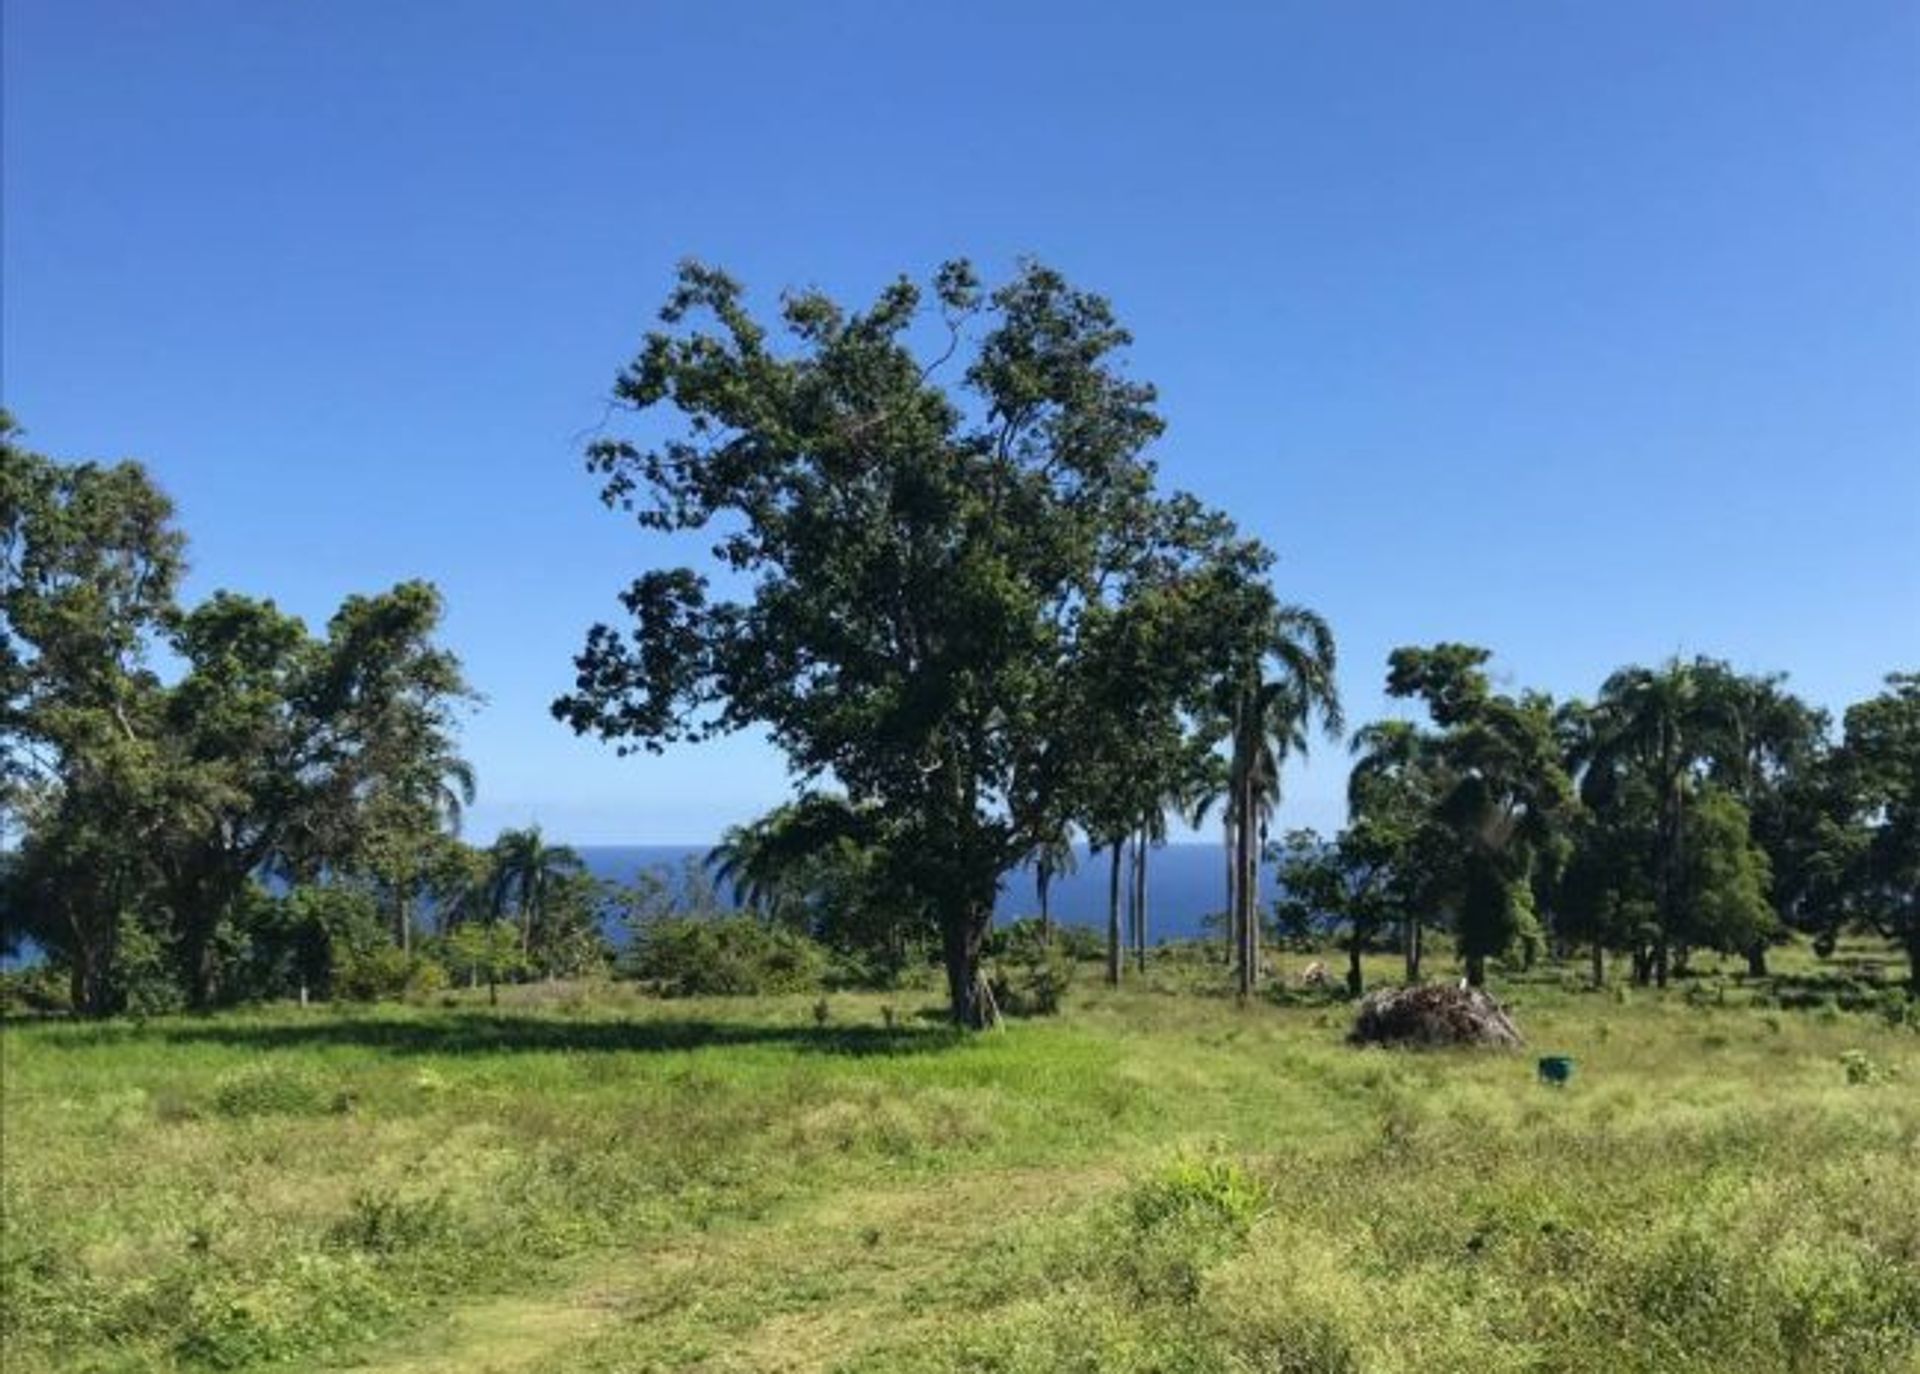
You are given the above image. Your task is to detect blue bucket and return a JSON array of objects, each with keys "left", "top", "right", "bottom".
[{"left": 1537, "top": 1055, "right": 1574, "bottom": 1086}]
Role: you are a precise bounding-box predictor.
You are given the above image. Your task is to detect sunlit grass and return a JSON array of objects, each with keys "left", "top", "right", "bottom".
[{"left": 3, "top": 944, "right": 1915, "bottom": 1372}]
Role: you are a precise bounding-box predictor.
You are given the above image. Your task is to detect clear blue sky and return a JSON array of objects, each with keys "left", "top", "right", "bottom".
[{"left": 6, "top": 2, "right": 1916, "bottom": 844}]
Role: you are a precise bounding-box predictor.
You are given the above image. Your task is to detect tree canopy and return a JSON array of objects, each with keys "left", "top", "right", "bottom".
[{"left": 555, "top": 259, "right": 1290, "bottom": 1024}]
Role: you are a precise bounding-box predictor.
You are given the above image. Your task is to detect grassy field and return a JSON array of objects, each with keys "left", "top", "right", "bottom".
[{"left": 4, "top": 947, "right": 1917, "bottom": 1373}]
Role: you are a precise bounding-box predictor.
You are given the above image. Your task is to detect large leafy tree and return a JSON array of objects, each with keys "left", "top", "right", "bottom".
[
  {"left": 1069, "top": 576, "right": 1237, "bottom": 985},
  {"left": 1271, "top": 825, "right": 1398, "bottom": 997},
  {"left": 3, "top": 419, "right": 476, "bottom": 1010},
  {"left": 1832, "top": 673, "right": 1920, "bottom": 993},
  {"left": 151, "top": 582, "right": 475, "bottom": 1007},
  {"left": 2, "top": 419, "right": 185, "bottom": 1009},
  {"left": 555, "top": 259, "right": 1284, "bottom": 1025},
  {"left": 1345, "top": 719, "right": 1452, "bottom": 982},
  {"left": 318, "top": 583, "right": 480, "bottom": 952}
]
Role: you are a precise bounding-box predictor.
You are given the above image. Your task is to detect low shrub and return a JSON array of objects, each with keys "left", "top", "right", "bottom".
[
  {"left": 328, "top": 1188, "right": 456, "bottom": 1256},
  {"left": 1126, "top": 1148, "right": 1270, "bottom": 1238},
  {"left": 210, "top": 1064, "right": 332, "bottom": 1118},
  {"left": 624, "top": 915, "right": 827, "bottom": 996},
  {"left": 989, "top": 919, "right": 1075, "bottom": 1016},
  {"left": 0, "top": 964, "right": 70, "bottom": 1017}
]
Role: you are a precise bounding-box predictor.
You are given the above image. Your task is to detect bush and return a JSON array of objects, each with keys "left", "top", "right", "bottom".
[
  {"left": 328, "top": 1188, "right": 455, "bottom": 1255},
  {"left": 1117, "top": 1149, "right": 1271, "bottom": 1307},
  {"left": 211, "top": 1064, "right": 332, "bottom": 1118},
  {"left": 0, "top": 963, "right": 70, "bottom": 1016},
  {"left": 403, "top": 958, "right": 448, "bottom": 1000},
  {"left": 1127, "top": 1149, "right": 1270, "bottom": 1237},
  {"left": 988, "top": 918, "right": 1075, "bottom": 1016},
  {"left": 332, "top": 942, "right": 415, "bottom": 1001},
  {"left": 624, "top": 915, "right": 827, "bottom": 996}
]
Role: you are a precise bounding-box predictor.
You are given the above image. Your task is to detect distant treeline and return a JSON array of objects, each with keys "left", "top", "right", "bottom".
[{"left": 5, "top": 258, "right": 1915, "bottom": 1022}]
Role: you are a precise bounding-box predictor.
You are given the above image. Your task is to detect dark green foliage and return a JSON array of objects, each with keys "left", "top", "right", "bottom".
[
  {"left": 1378, "top": 645, "right": 1573, "bottom": 987},
  {"left": 1271, "top": 827, "right": 1397, "bottom": 996},
  {"left": 1, "top": 423, "right": 477, "bottom": 1014},
  {"left": 624, "top": 914, "right": 828, "bottom": 996},
  {"left": 707, "top": 794, "right": 927, "bottom": 978},
  {"left": 1827, "top": 674, "right": 1920, "bottom": 991},
  {"left": 485, "top": 827, "right": 588, "bottom": 958},
  {"left": 555, "top": 259, "right": 1288, "bottom": 1025}
]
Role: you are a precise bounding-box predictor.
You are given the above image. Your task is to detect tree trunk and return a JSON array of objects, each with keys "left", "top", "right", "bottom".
[
  {"left": 1405, "top": 916, "right": 1422, "bottom": 983},
  {"left": 1654, "top": 777, "right": 1685, "bottom": 990},
  {"left": 1347, "top": 934, "right": 1363, "bottom": 998},
  {"left": 1745, "top": 940, "right": 1768, "bottom": 979},
  {"left": 941, "top": 902, "right": 996, "bottom": 1028},
  {"left": 1590, "top": 940, "right": 1605, "bottom": 990},
  {"left": 1905, "top": 923, "right": 1919, "bottom": 1000},
  {"left": 1038, "top": 872, "right": 1052, "bottom": 942},
  {"left": 1236, "top": 773, "right": 1258, "bottom": 999},
  {"left": 180, "top": 913, "right": 220, "bottom": 1011},
  {"left": 1465, "top": 952, "right": 1487, "bottom": 988},
  {"left": 68, "top": 946, "right": 102, "bottom": 1017},
  {"left": 1223, "top": 814, "right": 1236, "bottom": 965},
  {"left": 1245, "top": 815, "right": 1263, "bottom": 990},
  {"left": 1106, "top": 843, "right": 1123, "bottom": 987},
  {"left": 1132, "top": 827, "right": 1148, "bottom": 975}
]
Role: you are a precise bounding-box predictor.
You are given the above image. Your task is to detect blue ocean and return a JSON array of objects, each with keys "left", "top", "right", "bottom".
[
  {"left": 582, "top": 842, "right": 1230, "bottom": 944},
  {"left": 0, "top": 843, "right": 1233, "bottom": 971}
]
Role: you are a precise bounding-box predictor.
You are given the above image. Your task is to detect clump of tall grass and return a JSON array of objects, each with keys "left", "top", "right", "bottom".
[{"left": 210, "top": 1063, "right": 335, "bottom": 1117}]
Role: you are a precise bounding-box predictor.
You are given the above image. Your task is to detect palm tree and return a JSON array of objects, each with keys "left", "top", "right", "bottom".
[
  {"left": 707, "top": 821, "right": 780, "bottom": 913},
  {"left": 1031, "top": 826, "right": 1078, "bottom": 940},
  {"left": 1129, "top": 762, "right": 1214, "bottom": 974},
  {"left": 1222, "top": 606, "right": 1343, "bottom": 998},
  {"left": 1575, "top": 660, "right": 1736, "bottom": 986},
  {"left": 706, "top": 794, "right": 877, "bottom": 927},
  {"left": 487, "top": 826, "right": 587, "bottom": 956},
  {"left": 1180, "top": 756, "right": 1236, "bottom": 963},
  {"left": 1348, "top": 719, "right": 1441, "bottom": 982}
]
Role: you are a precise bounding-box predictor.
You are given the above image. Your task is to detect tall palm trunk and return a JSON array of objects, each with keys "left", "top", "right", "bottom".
[
  {"left": 1222, "top": 812, "right": 1236, "bottom": 964},
  {"left": 1105, "top": 842, "right": 1123, "bottom": 986},
  {"left": 1132, "top": 824, "right": 1148, "bottom": 974},
  {"left": 1235, "top": 768, "right": 1258, "bottom": 999}
]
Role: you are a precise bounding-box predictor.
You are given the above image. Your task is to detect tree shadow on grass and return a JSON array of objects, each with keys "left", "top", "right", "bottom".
[
  {"left": 1761, "top": 971, "right": 1904, "bottom": 1011},
  {"left": 54, "top": 1013, "right": 970, "bottom": 1059}
]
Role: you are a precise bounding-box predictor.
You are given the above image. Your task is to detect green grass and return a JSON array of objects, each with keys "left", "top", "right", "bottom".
[{"left": 3, "top": 948, "right": 1917, "bottom": 1373}]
